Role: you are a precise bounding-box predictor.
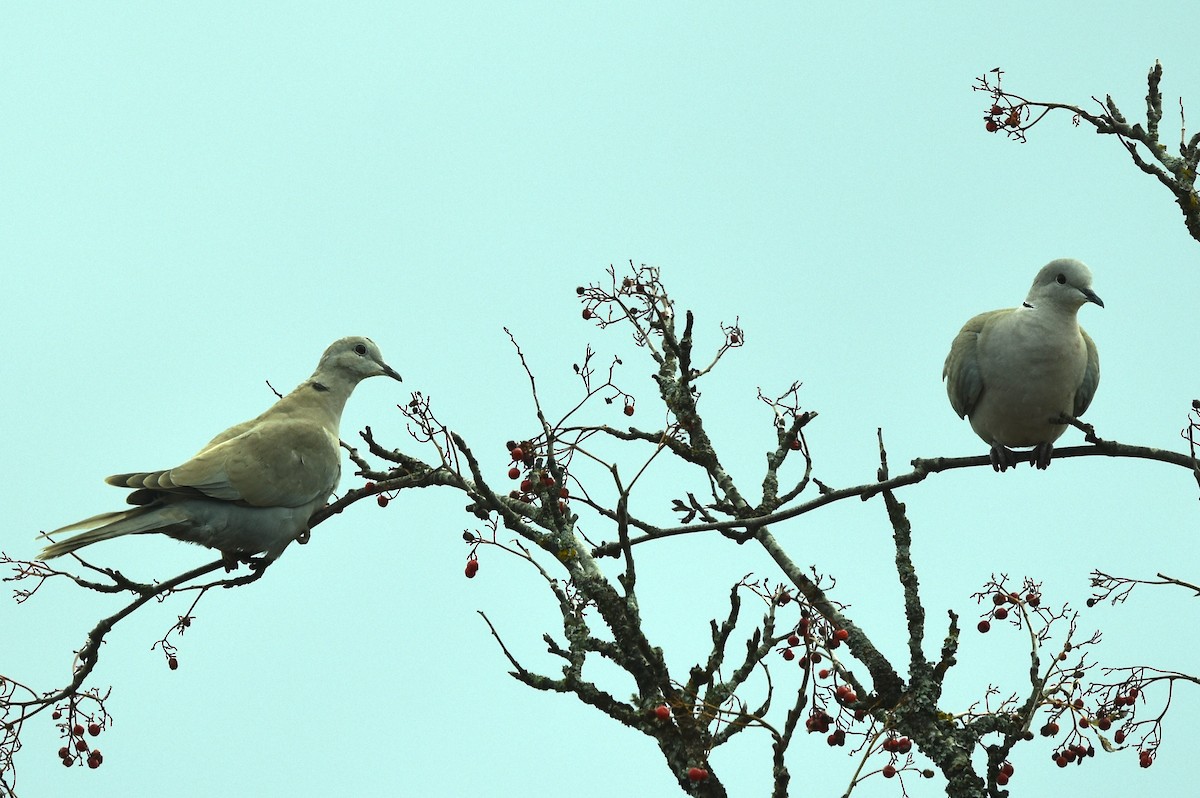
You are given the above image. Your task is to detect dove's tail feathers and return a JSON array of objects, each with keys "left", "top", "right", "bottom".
[
  {"left": 38, "top": 510, "right": 130, "bottom": 538},
  {"left": 38, "top": 505, "right": 191, "bottom": 560}
]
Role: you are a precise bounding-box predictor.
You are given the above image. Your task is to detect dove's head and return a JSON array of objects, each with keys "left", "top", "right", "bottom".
[
  {"left": 317, "top": 337, "right": 402, "bottom": 385},
  {"left": 1025, "top": 258, "right": 1104, "bottom": 311}
]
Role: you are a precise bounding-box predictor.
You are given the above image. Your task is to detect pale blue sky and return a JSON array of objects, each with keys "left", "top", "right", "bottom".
[{"left": 3, "top": 3, "right": 1199, "bottom": 797}]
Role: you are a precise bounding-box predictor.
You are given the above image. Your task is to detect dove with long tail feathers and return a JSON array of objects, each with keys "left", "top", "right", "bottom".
[{"left": 39, "top": 337, "right": 400, "bottom": 564}]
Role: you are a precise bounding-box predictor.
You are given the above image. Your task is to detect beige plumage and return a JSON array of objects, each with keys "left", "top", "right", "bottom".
[
  {"left": 39, "top": 337, "right": 401, "bottom": 563},
  {"left": 944, "top": 259, "right": 1102, "bottom": 471}
]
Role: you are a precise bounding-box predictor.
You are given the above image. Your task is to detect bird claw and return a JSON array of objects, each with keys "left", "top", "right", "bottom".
[
  {"left": 989, "top": 443, "right": 1018, "bottom": 472},
  {"left": 1032, "top": 441, "right": 1054, "bottom": 470}
]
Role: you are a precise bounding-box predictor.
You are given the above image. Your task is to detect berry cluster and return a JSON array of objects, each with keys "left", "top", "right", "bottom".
[
  {"left": 1051, "top": 742, "right": 1094, "bottom": 768},
  {"left": 781, "top": 613, "right": 868, "bottom": 746},
  {"left": 976, "top": 589, "right": 1039, "bottom": 633},
  {"left": 984, "top": 103, "right": 1024, "bottom": 133},
  {"left": 51, "top": 712, "right": 104, "bottom": 770},
  {"left": 504, "top": 440, "right": 569, "bottom": 513}
]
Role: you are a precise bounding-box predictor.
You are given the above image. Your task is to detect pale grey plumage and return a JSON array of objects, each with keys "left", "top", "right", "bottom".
[
  {"left": 944, "top": 259, "right": 1102, "bottom": 471},
  {"left": 39, "top": 337, "right": 401, "bottom": 563}
]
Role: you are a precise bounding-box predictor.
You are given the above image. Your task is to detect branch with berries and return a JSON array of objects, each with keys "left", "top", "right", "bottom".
[
  {"left": 976, "top": 63, "right": 1200, "bottom": 244},
  {"left": 7, "top": 264, "right": 1200, "bottom": 798}
]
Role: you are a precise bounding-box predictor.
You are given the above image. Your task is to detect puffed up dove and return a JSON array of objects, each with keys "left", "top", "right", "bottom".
[
  {"left": 39, "top": 337, "right": 400, "bottom": 564},
  {"left": 943, "top": 259, "right": 1102, "bottom": 472}
]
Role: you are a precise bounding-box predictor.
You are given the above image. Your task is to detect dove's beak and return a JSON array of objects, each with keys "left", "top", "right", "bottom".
[
  {"left": 381, "top": 363, "right": 403, "bottom": 382},
  {"left": 1082, "top": 288, "right": 1104, "bottom": 308}
]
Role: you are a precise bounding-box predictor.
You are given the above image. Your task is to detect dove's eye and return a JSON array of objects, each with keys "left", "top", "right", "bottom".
[
  {"left": 1056, "top": 274, "right": 1066, "bottom": 285},
  {"left": 354, "top": 344, "right": 367, "bottom": 356}
]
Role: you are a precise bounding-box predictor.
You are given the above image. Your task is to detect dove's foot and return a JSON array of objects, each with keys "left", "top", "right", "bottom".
[
  {"left": 989, "top": 443, "right": 1018, "bottom": 472},
  {"left": 1032, "top": 441, "right": 1054, "bottom": 470}
]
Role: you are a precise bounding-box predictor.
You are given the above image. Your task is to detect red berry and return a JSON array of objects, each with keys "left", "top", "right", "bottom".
[
  {"left": 782, "top": 649, "right": 795, "bottom": 661},
  {"left": 465, "top": 559, "right": 479, "bottom": 578},
  {"left": 817, "top": 668, "right": 830, "bottom": 679},
  {"left": 1114, "top": 730, "right": 1126, "bottom": 744},
  {"left": 986, "top": 119, "right": 999, "bottom": 132},
  {"left": 787, "top": 634, "right": 800, "bottom": 646},
  {"left": 1056, "top": 756, "right": 1068, "bottom": 768},
  {"left": 834, "top": 629, "right": 849, "bottom": 641},
  {"left": 654, "top": 705, "right": 670, "bottom": 721},
  {"left": 508, "top": 466, "right": 520, "bottom": 479},
  {"left": 376, "top": 495, "right": 389, "bottom": 508},
  {"left": 72, "top": 724, "right": 84, "bottom": 737},
  {"left": 882, "top": 765, "right": 897, "bottom": 778},
  {"left": 560, "top": 487, "right": 569, "bottom": 498},
  {"left": 687, "top": 767, "right": 708, "bottom": 781},
  {"left": 1026, "top": 593, "right": 1041, "bottom": 607},
  {"left": 58, "top": 746, "right": 69, "bottom": 759},
  {"left": 1127, "top": 687, "right": 1140, "bottom": 699},
  {"left": 75, "top": 739, "right": 88, "bottom": 752},
  {"left": 87, "top": 723, "right": 101, "bottom": 737},
  {"left": 1079, "top": 717, "right": 1090, "bottom": 728},
  {"left": 168, "top": 656, "right": 179, "bottom": 670},
  {"left": 582, "top": 308, "right": 593, "bottom": 320},
  {"left": 994, "top": 607, "right": 1008, "bottom": 620},
  {"left": 623, "top": 404, "right": 634, "bottom": 416},
  {"left": 52, "top": 711, "right": 62, "bottom": 720},
  {"left": 520, "top": 479, "right": 532, "bottom": 492},
  {"left": 977, "top": 620, "right": 991, "bottom": 633},
  {"left": 991, "top": 593, "right": 1006, "bottom": 606},
  {"left": 1001, "top": 762, "right": 1014, "bottom": 777},
  {"left": 61, "top": 755, "right": 73, "bottom": 767},
  {"left": 508, "top": 490, "right": 520, "bottom": 499},
  {"left": 510, "top": 447, "right": 524, "bottom": 461},
  {"left": 788, "top": 438, "right": 801, "bottom": 450}
]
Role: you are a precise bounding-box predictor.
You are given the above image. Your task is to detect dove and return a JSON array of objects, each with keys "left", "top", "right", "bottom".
[
  {"left": 39, "top": 337, "right": 400, "bottom": 564},
  {"left": 944, "top": 258, "right": 1102, "bottom": 472}
]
